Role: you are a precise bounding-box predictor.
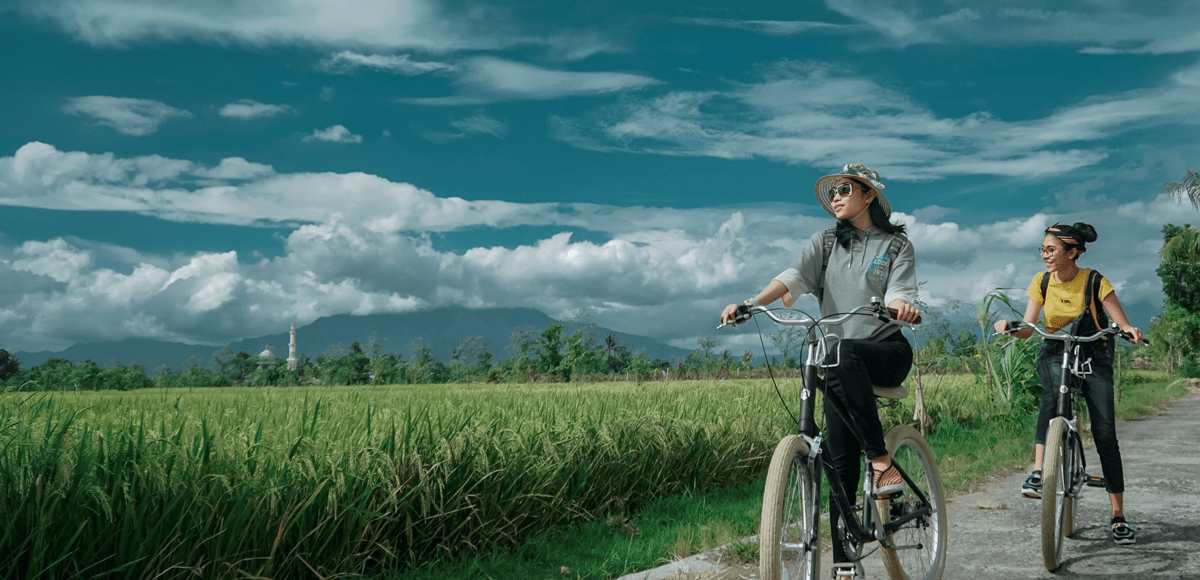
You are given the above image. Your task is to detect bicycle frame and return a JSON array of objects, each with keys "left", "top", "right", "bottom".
[
  {"left": 1005, "top": 321, "right": 1125, "bottom": 483},
  {"left": 745, "top": 302, "right": 933, "bottom": 548},
  {"left": 997, "top": 320, "right": 1140, "bottom": 571}
]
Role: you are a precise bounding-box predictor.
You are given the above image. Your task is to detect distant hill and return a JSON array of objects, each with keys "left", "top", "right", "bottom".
[{"left": 12, "top": 306, "right": 692, "bottom": 372}]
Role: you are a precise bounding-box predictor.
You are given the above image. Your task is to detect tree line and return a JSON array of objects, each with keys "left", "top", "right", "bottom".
[{"left": 0, "top": 317, "right": 688, "bottom": 390}]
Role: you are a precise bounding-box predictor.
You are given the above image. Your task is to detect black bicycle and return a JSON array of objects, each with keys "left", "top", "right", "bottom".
[
  {"left": 996, "top": 320, "right": 1146, "bottom": 571},
  {"left": 722, "top": 299, "right": 946, "bottom": 580}
]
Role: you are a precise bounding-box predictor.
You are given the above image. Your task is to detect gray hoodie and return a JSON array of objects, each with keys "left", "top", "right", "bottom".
[{"left": 774, "top": 226, "right": 918, "bottom": 340}]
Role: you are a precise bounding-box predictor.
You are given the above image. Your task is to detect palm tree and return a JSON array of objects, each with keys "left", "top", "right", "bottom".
[
  {"left": 1161, "top": 224, "right": 1200, "bottom": 266},
  {"left": 1164, "top": 168, "right": 1200, "bottom": 210}
]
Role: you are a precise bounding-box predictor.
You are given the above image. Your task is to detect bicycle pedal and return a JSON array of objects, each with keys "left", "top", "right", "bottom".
[
  {"left": 831, "top": 562, "right": 863, "bottom": 579},
  {"left": 1085, "top": 475, "right": 1106, "bottom": 488}
]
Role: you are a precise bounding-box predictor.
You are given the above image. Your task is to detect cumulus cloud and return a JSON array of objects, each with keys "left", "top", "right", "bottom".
[
  {"left": 218, "top": 99, "right": 293, "bottom": 119},
  {"left": 400, "top": 57, "right": 660, "bottom": 105},
  {"left": 0, "top": 140, "right": 1177, "bottom": 354},
  {"left": 302, "top": 125, "right": 362, "bottom": 143},
  {"left": 62, "top": 96, "right": 192, "bottom": 136},
  {"left": 316, "top": 50, "right": 453, "bottom": 75},
  {"left": 0, "top": 142, "right": 556, "bottom": 229}
]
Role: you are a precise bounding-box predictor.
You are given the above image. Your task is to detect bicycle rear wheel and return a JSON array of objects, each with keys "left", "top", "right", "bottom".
[
  {"left": 760, "top": 435, "right": 822, "bottom": 580},
  {"left": 1040, "top": 417, "right": 1076, "bottom": 572},
  {"left": 879, "top": 425, "right": 947, "bottom": 580}
]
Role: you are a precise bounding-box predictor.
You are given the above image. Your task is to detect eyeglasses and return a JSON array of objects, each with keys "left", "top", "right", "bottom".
[
  {"left": 827, "top": 182, "right": 855, "bottom": 201},
  {"left": 1039, "top": 246, "right": 1062, "bottom": 257}
]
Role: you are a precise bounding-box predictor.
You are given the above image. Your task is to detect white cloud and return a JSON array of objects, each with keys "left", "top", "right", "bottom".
[
  {"left": 316, "top": 50, "right": 453, "bottom": 75},
  {"left": 651, "top": 2, "right": 1194, "bottom": 57},
  {"left": 24, "top": 0, "right": 496, "bottom": 52},
  {"left": 193, "top": 157, "right": 275, "bottom": 180},
  {"left": 0, "top": 142, "right": 556, "bottom": 229},
  {"left": 0, "top": 142, "right": 1178, "bottom": 354},
  {"left": 450, "top": 113, "right": 507, "bottom": 137},
  {"left": 302, "top": 125, "right": 363, "bottom": 144},
  {"left": 557, "top": 61, "right": 1200, "bottom": 181},
  {"left": 400, "top": 57, "right": 660, "bottom": 106},
  {"left": 675, "top": 17, "right": 848, "bottom": 36},
  {"left": 12, "top": 239, "right": 93, "bottom": 282},
  {"left": 218, "top": 99, "right": 293, "bottom": 119},
  {"left": 1176, "top": 59, "right": 1200, "bottom": 87},
  {"left": 62, "top": 96, "right": 191, "bottom": 136}
]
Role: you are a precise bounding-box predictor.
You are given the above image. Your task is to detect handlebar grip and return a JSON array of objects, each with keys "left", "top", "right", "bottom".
[
  {"left": 887, "top": 307, "right": 922, "bottom": 325},
  {"left": 717, "top": 303, "right": 753, "bottom": 329},
  {"left": 1119, "top": 332, "right": 1150, "bottom": 346}
]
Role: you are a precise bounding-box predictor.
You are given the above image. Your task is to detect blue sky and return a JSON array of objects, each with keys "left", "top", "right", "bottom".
[{"left": 2, "top": 0, "right": 1199, "bottom": 356}]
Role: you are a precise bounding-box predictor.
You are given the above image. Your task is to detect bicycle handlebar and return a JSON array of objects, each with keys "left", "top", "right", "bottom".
[
  {"left": 994, "top": 319, "right": 1150, "bottom": 346},
  {"left": 718, "top": 298, "right": 921, "bottom": 330}
]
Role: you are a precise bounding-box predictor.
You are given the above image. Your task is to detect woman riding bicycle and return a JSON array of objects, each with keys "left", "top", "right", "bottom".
[
  {"left": 720, "top": 162, "right": 920, "bottom": 566},
  {"left": 992, "top": 222, "right": 1143, "bottom": 546}
]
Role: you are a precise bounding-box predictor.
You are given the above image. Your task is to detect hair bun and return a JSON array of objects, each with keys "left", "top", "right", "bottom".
[{"left": 1072, "top": 222, "right": 1098, "bottom": 243}]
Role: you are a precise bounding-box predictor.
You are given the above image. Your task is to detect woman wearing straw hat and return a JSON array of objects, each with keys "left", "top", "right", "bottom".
[{"left": 720, "top": 162, "right": 919, "bottom": 566}]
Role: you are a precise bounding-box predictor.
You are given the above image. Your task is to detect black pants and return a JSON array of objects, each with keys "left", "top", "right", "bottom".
[
  {"left": 1035, "top": 341, "right": 1124, "bottom": 494},
  {"left": 822, "top": 332, "right": 913, "bottom": 561}
]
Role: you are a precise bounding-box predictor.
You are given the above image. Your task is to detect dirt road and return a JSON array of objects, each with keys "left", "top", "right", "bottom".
[{"left": 623, "top": 391, "right": 1200, "bottom": 580}]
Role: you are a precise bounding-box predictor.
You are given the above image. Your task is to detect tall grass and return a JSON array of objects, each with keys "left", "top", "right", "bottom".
[
  {"left": 0, "top": 382, "right": 789, "bottom": 579},
  {"left": 2, "top": 368, "right": 1177, "bottom": 579}
]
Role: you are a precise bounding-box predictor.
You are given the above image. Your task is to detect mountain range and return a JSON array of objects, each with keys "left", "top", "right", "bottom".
[{"left": 10, "top": 306, "right": 693, "bottom": 372}]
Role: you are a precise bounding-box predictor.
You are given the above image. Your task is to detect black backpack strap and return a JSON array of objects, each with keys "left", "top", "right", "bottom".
[
  {"left": 1086, "top": 269, "right": 1108, "bottom": 329},
  {"left": 817, "top": 227, "right": 836, "bottom": 302},
  {"left": 883, "top": 234, "right": 906, "bottom": 285},
  {"left": 1039, "top": 271, "right": 1050, "bottom": 304}
]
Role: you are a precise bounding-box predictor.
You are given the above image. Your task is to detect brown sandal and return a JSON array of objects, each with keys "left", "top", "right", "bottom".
[{"left": 873, "top": 462, "right": 904, "bottom": 499}]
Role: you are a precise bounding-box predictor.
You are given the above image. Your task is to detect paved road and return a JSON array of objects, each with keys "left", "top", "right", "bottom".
[{"left": 625, "top": 390, "right": 1200, "bottom": 580}]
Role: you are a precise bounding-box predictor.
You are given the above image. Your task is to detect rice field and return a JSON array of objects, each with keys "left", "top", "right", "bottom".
[
  {"left": 4, "top": 369, "right": 1156, "bottom": 579},
  {"left": 0, "top": 380, "right": 794, "bottom": 579}
]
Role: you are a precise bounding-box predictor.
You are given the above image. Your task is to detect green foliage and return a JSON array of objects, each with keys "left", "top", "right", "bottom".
[
  {"left": 0, "top": 349, "right": 19, "bottom": 381},
  {"left": 1148, "top": 302, "right": 1200, "bottom": 372},
  {"left": 1150, "top": 224, "right": 1200, "bottom": 373},
  {"left": 1157, "top": 224, "right": 1200, "bottom": 312},
  {"left": 1179, "top": 358, "right": 1200, "bottom": 378},
  {"left": 536, "top": 323, "right": 565, "bottom": 377}
]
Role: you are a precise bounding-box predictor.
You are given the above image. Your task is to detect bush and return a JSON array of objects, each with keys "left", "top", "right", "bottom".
[{"left": 1179, "top": 357, "right": 1200, "bottom": 379}]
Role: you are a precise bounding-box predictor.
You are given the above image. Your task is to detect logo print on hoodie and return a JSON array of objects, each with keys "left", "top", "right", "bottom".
[{"left": 867, "top": 253, "right": 891, "bottom": 282}]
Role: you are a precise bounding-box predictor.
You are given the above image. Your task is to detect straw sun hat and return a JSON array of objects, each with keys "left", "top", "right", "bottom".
[{"left": 813, "top": 162, "right": 891, "bottom": 218}]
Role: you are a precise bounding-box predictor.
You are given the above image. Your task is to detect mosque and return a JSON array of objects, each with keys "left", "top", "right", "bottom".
[{"left": 257, "top": 322, "right": 300, "bottom": 372}]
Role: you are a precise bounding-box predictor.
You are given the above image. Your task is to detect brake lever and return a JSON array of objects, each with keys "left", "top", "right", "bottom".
[{"left": 717, "top": 304, "right": 753, "bottom": 330}]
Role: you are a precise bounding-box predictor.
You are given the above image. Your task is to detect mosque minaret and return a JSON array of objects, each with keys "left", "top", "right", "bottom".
[{"left": 287, "top": 321, "right": 298, "bottom": 371}]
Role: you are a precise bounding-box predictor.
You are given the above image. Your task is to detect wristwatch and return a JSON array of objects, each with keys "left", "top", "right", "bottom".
[{"left": 744, "top": 298, "right": 761, "bottom": 308}]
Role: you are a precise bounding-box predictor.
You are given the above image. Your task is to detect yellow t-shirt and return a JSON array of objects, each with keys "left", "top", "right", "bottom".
[{"left": 1027, "top": 269, "right": 1113, "bottom": 331}]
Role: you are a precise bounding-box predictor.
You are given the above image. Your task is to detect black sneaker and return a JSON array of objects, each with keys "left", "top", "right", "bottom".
[
  {"left": 1112, "top": 517, "right": 1136, "bottom": 545},
  {"left": 1022, "top": 470, "right": 1043, "bottom": 499}
]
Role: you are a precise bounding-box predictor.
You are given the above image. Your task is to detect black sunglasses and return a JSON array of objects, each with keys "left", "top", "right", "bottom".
[{"left": 827, "top": 182, "right": 855, "bottom": 201}]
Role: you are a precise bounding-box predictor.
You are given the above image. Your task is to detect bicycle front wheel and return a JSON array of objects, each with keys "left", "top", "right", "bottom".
[
  {"left": 1040, "top": 417, "right": 1076, "bottom": 572},
  {"left": 879, "top": 425, "right": 947, "bottom": 580},
  {"left": 760, "top": 434, "right": 822, "bottom": 580}
]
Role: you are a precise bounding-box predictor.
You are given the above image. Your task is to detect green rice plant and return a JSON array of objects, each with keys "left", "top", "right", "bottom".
[{"left": 0, "top": 381, "right": 792, "bottom": 579}]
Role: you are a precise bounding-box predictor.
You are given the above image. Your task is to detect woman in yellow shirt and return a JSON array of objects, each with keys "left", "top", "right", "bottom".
[{"left": 993, "top": 222, "right": 1143, "bottom": 545}]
